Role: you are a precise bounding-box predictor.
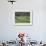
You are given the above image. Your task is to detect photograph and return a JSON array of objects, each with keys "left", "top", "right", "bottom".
[
  {"left": 15, "top": 12, "right": 30, "bottom": 23},
  {"left": 15, "top": 11, "right": 32, "bottom": 25}
]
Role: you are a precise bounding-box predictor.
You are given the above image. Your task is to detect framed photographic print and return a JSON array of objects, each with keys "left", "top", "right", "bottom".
[{"left": 14, "top": 10, "right": 33, "bottom": 26}]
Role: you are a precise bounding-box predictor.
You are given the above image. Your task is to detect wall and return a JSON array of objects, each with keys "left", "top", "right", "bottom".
[{"left": 0, "top": 0, "right": 46, "bottom": 42}]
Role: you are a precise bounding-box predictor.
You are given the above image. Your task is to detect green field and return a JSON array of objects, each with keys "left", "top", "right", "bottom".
[
  {"left": 15, "top": 12, "right": 30, "bottom": 23},
  {"left": 15, "top": 15, "right": 30, "bottom": 23}
]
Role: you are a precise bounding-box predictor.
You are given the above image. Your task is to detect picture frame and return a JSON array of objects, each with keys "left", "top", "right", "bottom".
[{"left": 14, "top": 10, "right": 33, "bottom": 26}]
